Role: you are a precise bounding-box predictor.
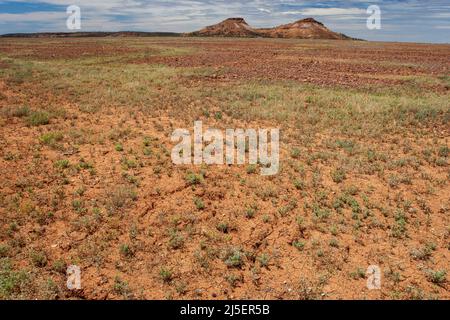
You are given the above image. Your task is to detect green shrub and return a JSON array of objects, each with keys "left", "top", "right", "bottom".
[
  {"left": 0, "top": 259, "right": 30, "bottom": 299},
  {"left": 26, "top": 111, "right": 50, "bottom": 126},
  {"left": 194, "top": 197, "right": 205, "bottom": 210},
  {"left": 292, "top": 240, "right": 305, "bottom": 251},
  {"left": 217, "top": 222, "right": 230, "bottom": 233},
  {"left": 257, "top": 253, "right": 270, "bottom": 268},
  {"left": 3, "top": 106, "right": 30, "bottom": 118},
  {"left": 0, "top": 245, "right": 10, "bottom": 258},
  {"left": 293, "top": 179, "right": 305, "bottom": 190},
  {"left": 223, "top": 248, "right": 244, "bottom": 268},
  {"left": 39, "top": 131, "right": 63, "bottom": 146},
  {"left": 54, "top": 159, "right": 70, "bottom": 169},
  {"left": 427, "top": 270, "right": 446, "bottom": 284},
  {"left": 119, "top": 244, "right": 134, "bottom": 258},
  {"left": 246, "top": 164, "right": 257, "bottom": 174},
  {"left": 30, "top": 251, "right": 47, "bottom": 267},
  {"left": 331, "top": 168, "right": 346, "bottom": 183},
  {"left": 185, "top": 172, "right": 203, "bottom": 185},
  {"left": 291, "top": 148, "right": 301, "bottom": 159},
  {"left": 115, "top": 143, "right": 124, "bottom": 152},
  {"left": 168, "top": 229, "right": 184, "bottom": 249},
  {"left": 159, "top": 267, "right": 172, "bottom": 283}
]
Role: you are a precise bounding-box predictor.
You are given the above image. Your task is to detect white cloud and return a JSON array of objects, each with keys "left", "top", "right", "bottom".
[
  {"left": 0, "top": 11, "right": 65, "bottom": 22},
  {"left": 257, "top": 8, "right": 271, "bottom": 14},
  {"left": 286, "top": 8, "right": 366, "bottom": 16}
]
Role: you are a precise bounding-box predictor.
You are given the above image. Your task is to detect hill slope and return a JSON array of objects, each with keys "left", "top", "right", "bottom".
[
  {"left": 187, "top": 17, "right": 354, "bottom": 39},
  {"left": 258, "top": 18, "right": 351, "bottom": 40},
  {"left": 188, "top": 17, "right": 260, "bottom": 37}
]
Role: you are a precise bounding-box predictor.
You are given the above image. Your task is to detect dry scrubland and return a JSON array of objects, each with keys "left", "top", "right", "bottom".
[{"left": 0, "top": 37, "right": 449, "bottom": 300}]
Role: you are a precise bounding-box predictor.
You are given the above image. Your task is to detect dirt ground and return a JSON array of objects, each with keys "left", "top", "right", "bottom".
[{"left": 0, "top": 37, "right": 449, "bottom": 300}]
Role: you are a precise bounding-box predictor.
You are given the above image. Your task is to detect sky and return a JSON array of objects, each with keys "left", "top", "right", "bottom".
[{"left": 0, "top": 0, "right": 449, "bottom": 43}]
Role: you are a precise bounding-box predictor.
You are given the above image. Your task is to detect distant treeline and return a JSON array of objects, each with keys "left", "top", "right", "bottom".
[{"left": 0, "top": 31, "right": 181, "bottom": 38}]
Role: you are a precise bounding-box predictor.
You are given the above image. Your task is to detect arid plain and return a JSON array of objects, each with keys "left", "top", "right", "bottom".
[{"left": 0, "top": 37, "right": 449, "bottom": 299}]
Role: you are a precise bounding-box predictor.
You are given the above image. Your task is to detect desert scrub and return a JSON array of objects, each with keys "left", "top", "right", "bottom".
[
  {"left": 143, "top": 147, "right": 152, "bottom": 156},
  {"left": 350, "top": 268, "right": 366, "bottom": 280},
  {"left": 216, "top": 222, "right": 230, "bottom": 234},
  {"left": 120, "top": 157, "right": 138, "bottom": 170},
  {"left": 391, "top": 210, "right": 407, "bottom": 238},
  {"left": 311, "top": 203, "right": 331, "bottom": 220},
  {"left": 72, "top": 199, "right": 87, "bottom": 214},
  {"left": 214, "top": 111, "right": 223, "bottom": 120},
  {"left": 39, "top": 131, "right": 63, "bottom": 147},
  {"left": 291, "top": 148, "right": 301, "bottom": 159},
  {"left": 52, "top": 259, "right": 67, "bottom": 274},
  {"left": 193, "top": 197, "right": 205, "bottom": 210},
  {"left": 331, "top": 168, "right": 346, "bottom": 183},
  {"left": 77, "top": 159, "right": 94, "bottom": 170},
  {"left": 30, "top": 250, "right": 47, "bottom": 268},
  {"left": 329, "top": 239, "right": 339, "bottom": 248},
  {"left": 26, "top": 111, "right": 50, "bottom": 126},
  {"left": 246, "top": 164, "right": 257, "bottom": 174},
  {"left": 223, "top": 248, "right": 244, "bottom": 268},
  {"left": 257, "top": 253, "right": 270, "bottom": 268},
  {"left": 426, "top": 270, "right": 446, "bottom": 284},
  {"left": 6, "top": 63, "right": 33, "bottom": 85},
  {"left": 226, "top": 273, "right": 243, "bottom": 287},
  {"left": 185, "top": 172, "right": 203, "bottom": 186},
  {"left": 168, "top": 229, "right": 184, "bottom": 249},
  {"left": 245, "top": 207, "right": 256, "bottom": 219},
  {"left": 107, "top": 185, "right": 138, "bottom": 213},
  {"left": 115, "top": 143, "right": 124, "bottom": 152},
  {"left": 438, "top": 145, "right": 449, "bottom": 158},
  {"left": 293, "top": 179, "right": 305, "bottom": 190},
  {"left": 159, "top": 267, "right": 172, "bottom": 283},
  {"left": 0, "top": 245, "right": 10, "bottom": 258},
  {"left": 0, "top": 259, "right": 30, "bottom": 299},
  {"left": 1, "top": 105, "right": 30, "bottom": 118},
  {"left": 297, "top": 278, "right": 323, "bottom": 300},
  {"left": 119, "top": 244, "right": 134, "bottom": 258},
  {"left": 410, "top": 243, "right": 436, "bottom": 260},
  {"left": 113, "top": 276, "right": 132, "bottom": 299},
  {"left": 54, "top": 159, "right": 70, "bottom": 169},
  {"left": 292, "top": 240, "right": 305, "bottom": 251},
  {"left": 278, "top": 200, "right": 297, "bottom": 217}
]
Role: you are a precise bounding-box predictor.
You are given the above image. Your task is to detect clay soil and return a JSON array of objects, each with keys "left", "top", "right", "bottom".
[{"left": 0, "top": 37, "right": 449, "bottom": 300}]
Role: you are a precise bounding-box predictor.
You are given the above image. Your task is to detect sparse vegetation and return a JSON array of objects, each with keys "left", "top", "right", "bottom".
[
  {"left": 30, "top": 251, "right": 47, "bottom": 268},
  {"left": 185, "top": 172, "right": 203, "bottom": 185},
  {"left": 223, "top": 248, "right": 244, "bottom": 268},
  {"left": 159, "top": 267, "right": 173, "bottom": 283},
  {"left": 426, "top": 270, "right": 447, "bottom": 284},
  {"left": 0, "top": 37, "right": 448, "bottom": 300},
  {"left": 26, "top": 111, "right": 50, "bottom": 126}
]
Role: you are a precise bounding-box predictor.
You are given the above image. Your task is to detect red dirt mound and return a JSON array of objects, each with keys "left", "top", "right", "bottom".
[
  {"left": 188, "top": 17, "right": 260, "bottom": 37},
  {"left": 188, "top": 17, "right": 354, "bottom": 40},
  {"left": 258, "top": 18, "right": 352, "bottom": 40}
]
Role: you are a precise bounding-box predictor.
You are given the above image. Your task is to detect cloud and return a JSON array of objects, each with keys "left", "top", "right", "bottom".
[
  {"left": 0, "top": 11, "right": 64, "bottom": 22},
  {"left": 282, "top": 8, "right": 366, "bottom": 16},
  {"left": 257, "top": 8, "right": 271, "bottom": 14}
]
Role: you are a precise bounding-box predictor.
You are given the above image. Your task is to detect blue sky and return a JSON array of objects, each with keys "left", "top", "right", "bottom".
[{"left": 0, "top": 1, "right": 449, "bottom": 43}]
